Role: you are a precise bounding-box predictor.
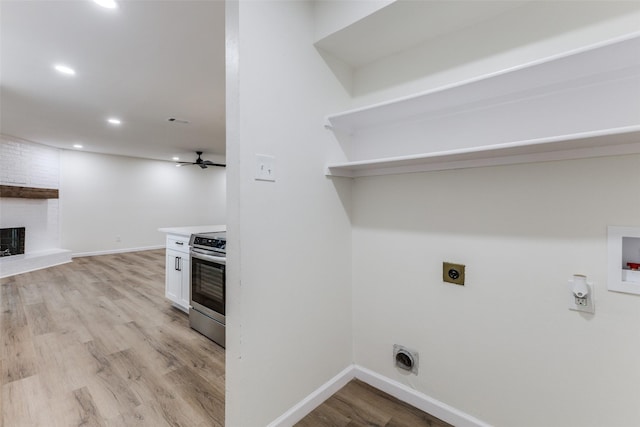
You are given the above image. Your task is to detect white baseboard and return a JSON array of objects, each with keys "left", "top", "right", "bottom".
[
  {"left": 269, "top": 364, "right": 492, "bottom": 427},
  {"left": 354, "top": 366, "right": 493, "bottom": 427},
  {"left": 72, "top": 245, "right": 164, "bottom": 258},
  {"left": 267, "top": 365, "right": 356, "bottom": 427}
]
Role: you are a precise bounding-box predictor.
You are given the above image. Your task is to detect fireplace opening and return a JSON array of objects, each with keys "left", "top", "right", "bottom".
[{"left": 0, "top": 227, "right": 25, "bottom": 257}]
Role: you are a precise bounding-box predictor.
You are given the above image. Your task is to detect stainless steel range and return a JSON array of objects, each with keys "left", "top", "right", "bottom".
[{"left": 189, "top": 231, "right": 226, "bottom": 347}]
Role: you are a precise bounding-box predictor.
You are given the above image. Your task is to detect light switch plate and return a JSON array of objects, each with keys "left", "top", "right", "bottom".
[{"left": 255, "top": 154, "right": 276, "bottom": 182}]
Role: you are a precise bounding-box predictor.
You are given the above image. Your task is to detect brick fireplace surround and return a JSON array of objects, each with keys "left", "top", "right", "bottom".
[{"left": 0, "top": 136, "right": 71, "bottom": 278}]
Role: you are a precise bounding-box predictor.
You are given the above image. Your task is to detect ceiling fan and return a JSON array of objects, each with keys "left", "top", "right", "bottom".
[{"left": 176, "top": 151, "right": 225, "bottom": 169}]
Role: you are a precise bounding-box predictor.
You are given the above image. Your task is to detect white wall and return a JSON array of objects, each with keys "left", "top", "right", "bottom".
[
  {"left": 352, "top": 1, "right": 640, "bottom": 103},
  {"left": 352, "top": 155, "right": 640, "bottom": 427},
  {"left": 313, "top": 0, "right": 392, "bottom": 41},
  {"left": 223, "top": 2, "right": 640, "bottom": 426},
  {"left": 60, "top": 150, "right": 226, "bottom": 255},
  {"left": 340, "top": 4, "right": 640, "bottom": 427},
  {"left": 0, "top": 136, "right": 61, "bottom": 252},
  {"left": 225, "top": 1, "right": 353, "bottom": 426}
]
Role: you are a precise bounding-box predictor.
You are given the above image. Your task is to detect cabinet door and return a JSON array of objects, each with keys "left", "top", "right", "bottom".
[
  {"left": 178, "top": 255, "right": 191, "bottom": 309},
  {"left": 165, "top": 250, "right": 182, "bottom": 304}
]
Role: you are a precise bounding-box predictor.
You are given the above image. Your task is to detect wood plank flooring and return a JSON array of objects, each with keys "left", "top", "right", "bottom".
[
  {"left": 2, "top": 249, "right": 452, "bottom": 427},
  {"left": 296, "top": 379, "right": 453, "bottom": 427},
  {"left": 1, "top": 250, "right": 225, "bottom": 427}
]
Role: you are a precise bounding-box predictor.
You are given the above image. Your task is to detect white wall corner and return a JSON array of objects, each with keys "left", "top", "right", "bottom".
[
  {"left": 313, "top": 0, "right": 394, "bottom": 42},
  {"left": 268, "top": 363, "right": 492, "bottom": 427},
  {"left": 266, "top": 365, "right": 356, "bottom": 427},
  {"left": 314, "top": 47, "right": 354, "bottom": 96},
  {"left": 353, "top": 366, "right": 493, "bottom": 427}
]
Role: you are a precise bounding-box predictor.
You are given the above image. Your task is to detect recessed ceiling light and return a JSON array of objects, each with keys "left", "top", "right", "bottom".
[
  {"left": 54, "top": 64, "right": 76, "bottom": 76},
  {"left": 73, "top": 144, "right": 83, "bottom": 149},
  {"left": 172, "top": 157, "right": 180, "bottom": 161},
  {"left": 93, "top": 0, "right": 118, "bottom": 9},
  {"left": 107, "top": 118, "right": 121, "bottom": 125}
]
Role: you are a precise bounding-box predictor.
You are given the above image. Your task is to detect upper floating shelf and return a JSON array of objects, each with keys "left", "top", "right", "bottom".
[{"left": 325, "top": 33, "right": 640, "bottom": 177}]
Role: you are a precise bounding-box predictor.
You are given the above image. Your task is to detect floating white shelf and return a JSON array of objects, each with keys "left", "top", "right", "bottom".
[{"left": 325, "top": 33, "right": 640, "bottom": 177}]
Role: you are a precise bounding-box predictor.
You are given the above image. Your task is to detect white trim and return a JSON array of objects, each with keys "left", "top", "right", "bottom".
[
  {"left": 0, "top": 259, "right": 72, "bottom": 279},
  {"left": 0, "top": 248, "right": 73, "bottom": 279},
  {"left": 267, "top": 365, "right": 356, "bottom": 427},
  {"left": 72, "top": 245, "right": 165, "bottom": 258},
  {"left": 354, "top": 366, "right": 493, "bottom": 427},
  {"left": 268, "top": 364, "right": 492, "bottom": 427}
]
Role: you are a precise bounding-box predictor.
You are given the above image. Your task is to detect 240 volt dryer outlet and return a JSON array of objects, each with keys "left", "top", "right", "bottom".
[{"left": 443, "top": 262, "right": 465, "bottom": 285}]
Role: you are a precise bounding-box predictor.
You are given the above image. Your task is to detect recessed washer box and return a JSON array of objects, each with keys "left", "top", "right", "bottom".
[
  {"left": 608, "top": 226, "right": 640, "bottom": 295},
  {"left": 622, "top": 269, "right": 640, "bottom": 283}
]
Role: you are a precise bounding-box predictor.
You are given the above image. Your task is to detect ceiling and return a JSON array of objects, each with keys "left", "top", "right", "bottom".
[{"left": 0, "top": 0, "right": 226, "bottom": 163}]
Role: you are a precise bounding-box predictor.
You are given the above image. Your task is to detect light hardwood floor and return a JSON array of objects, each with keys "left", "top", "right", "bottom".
[
  {"left": 296, "top": 379, "right": 453, "bottom": 427},
  {"left": 2, "top": 250, "right": 451, "bottom": 427},
  {"left": 1, "top": 250, "right": 225, "bottom": 427}
]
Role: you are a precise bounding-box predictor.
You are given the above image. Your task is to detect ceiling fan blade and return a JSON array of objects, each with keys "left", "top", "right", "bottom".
[
  {"left": 175, "top": 161, "right": 200, "bottom": 168},
  {"left": 176, "top": 152, "right": 225, "bottom": 169},
  {"left": 203, "top": 160, "right": 226, "bottom": 167}
]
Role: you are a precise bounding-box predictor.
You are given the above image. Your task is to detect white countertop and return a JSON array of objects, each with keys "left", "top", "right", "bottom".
[{"left": 158, "top": 225, "right": 226, "bottom": 237}]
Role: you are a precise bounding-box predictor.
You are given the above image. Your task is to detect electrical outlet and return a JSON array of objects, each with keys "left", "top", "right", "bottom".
[
  {"left": 443, "top": 262, "right": 465, "bottom": 285},
  {"left": 568, "top": 276, "right": 595, "bottom": 314}
]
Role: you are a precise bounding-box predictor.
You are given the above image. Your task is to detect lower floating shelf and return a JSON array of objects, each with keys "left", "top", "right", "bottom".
[{"left": 326, "top": 126, "right": 640, "bottom": 178}]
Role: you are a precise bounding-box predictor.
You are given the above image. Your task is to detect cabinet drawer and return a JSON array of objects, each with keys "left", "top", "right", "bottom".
[{"left": 167, "top": 235, "right": 190, "bottom": 254}]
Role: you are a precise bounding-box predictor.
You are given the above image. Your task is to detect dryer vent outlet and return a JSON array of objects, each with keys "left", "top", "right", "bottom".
[{"left": 393, "top": 344, "right": 418, "bottom": 375}]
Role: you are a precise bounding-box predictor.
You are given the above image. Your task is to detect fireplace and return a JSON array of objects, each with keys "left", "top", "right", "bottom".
[{"left": 0, "top": 227, "right": 25, "bottom": 257}]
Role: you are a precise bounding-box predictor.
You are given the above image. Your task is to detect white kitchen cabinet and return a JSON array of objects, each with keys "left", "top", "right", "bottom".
[
  {"left": 159, "top": 225, "right": 226, "bottom": 313},
  {"left": 164, "top": 234, "right": 191, "bottom": 313}
]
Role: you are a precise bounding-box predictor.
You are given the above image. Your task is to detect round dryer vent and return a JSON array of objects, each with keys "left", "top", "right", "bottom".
[{"left": 393, "top": 344, "right": 419, "bottom": 374}]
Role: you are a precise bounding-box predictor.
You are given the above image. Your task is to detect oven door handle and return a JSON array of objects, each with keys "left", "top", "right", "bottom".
[{"left": 191, "top": 249, "right": 226, "bottom": 265}]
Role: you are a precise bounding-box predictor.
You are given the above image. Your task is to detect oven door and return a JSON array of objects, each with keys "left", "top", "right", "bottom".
[{"left": 190, "top": 249, "right": 226, "bottom": 325}]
